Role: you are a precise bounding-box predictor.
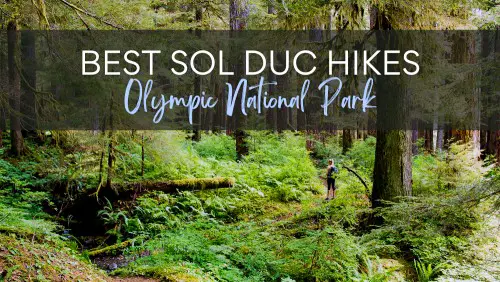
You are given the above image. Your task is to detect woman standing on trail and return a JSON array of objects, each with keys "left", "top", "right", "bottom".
[{"left": 326, "top": 159, "right": 338, "bottom": 200}]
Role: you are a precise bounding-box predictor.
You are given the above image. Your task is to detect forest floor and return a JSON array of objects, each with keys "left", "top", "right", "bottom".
[
  {"left": 101, "top": 170, "right": 415, "bottom": 281},
  {"left": 437, "top": 214, "right": 500, "bottom": 281}
]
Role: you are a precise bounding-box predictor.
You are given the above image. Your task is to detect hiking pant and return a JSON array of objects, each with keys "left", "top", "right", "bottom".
[{"left": 327, "top": 178, "right": 336, "bottom": 190}]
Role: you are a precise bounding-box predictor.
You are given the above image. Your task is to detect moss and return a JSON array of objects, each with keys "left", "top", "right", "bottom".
[
  {"left": 109, "top": 177, "right": 236, "bottom": 198},
  {"left": 0, "top": 234, "right": 108, "bottom": 281},
  {"left": 165, "top": 177, "right": 235, "bottom": 190},
  {"left": 88, "top": 240, "right": 133, "bottom": 257}
]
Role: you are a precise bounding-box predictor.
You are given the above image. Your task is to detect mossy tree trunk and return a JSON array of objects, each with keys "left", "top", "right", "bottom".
[
  {"left": 7, "top": 13, "right": 25, "bottom": 156},
  {"left": 370, "top": 7, "right": 412, "bottom": 208},
  {"left": 372, "top": 130, "right": 413, "bottom": 207}
]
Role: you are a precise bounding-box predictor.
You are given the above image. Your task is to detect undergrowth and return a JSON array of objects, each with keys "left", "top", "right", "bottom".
[{"left": 1, "top": 131, "right": 497, "bottom": 282}]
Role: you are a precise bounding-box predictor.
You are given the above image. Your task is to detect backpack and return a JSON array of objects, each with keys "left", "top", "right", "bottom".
[{"left": 327, "top": 166, "right": 338, "bottom": 179}]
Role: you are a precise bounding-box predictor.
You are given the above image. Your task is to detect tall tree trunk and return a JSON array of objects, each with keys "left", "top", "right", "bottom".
[
  {"left": 266, "top": 70, "right": 277, "bottom": 131},
  {"left": 436, "top": 128, "right": 444, "bottom": 152},
  {"left": 411, "top": 121, "right": 418, "bottom": 155},
  {"left": 371, "top": 7, "right": 412, "bottom": 208},
  {"left": 230, "top": 0, "right": 249, "bottom": 160},
  {"left": 432, "top": 86, "right": 443, "bottom": 153},
  {"left": 342, "top": 129, "right": 352, "bottom": 154},
  {"left": 493, "top": 29, "right": 500, "bottom": 164},
  {"left": 192, "top": 6, "right": 203, "bottom": 141},
  {"left": 450, "top": 32, "right": 481, "bottom": 160},
  {"left": 229, "top": 0, "right": 249, "bottom": 31},
  {"left": 212, "top": 72, "right": 224, "bottom": 133},
  {"left": 105, "top": 92, "right": 115, "bottom": 190},
  {"left": 481, "top": 29, "right": 499, "bottom": 164},
  {"left": 266, "top": 0, "right": 277, "bottom": 132},
  {"left": 21, "top": 31, "right": 36, "bottom": 134},
  {"left": 373, "top": 130, "right": 413, "bottom": 207},
  {"left": 276, "top": 53, "right": 289, "bottom": 133},
  {"left": 141, "top": 133, "right": 145, "bottom": 178},
  {"left": 7, "top": 18, "right": 25, "bottom": 156},
  {"left": 98, "top": 124, "right": 106, "bottom": 187},
  {"left": 0, "top": 24, "right": 6, "bottom": 148},
  {"left": 424, "top": 129, "right": 433, "bottom": 152}
]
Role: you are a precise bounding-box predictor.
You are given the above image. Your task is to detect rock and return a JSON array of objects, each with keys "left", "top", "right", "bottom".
[{"left": 109, "top": 263, "right": 118, "bottom": 271}]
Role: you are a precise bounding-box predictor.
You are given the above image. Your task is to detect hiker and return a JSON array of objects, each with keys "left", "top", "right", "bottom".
[{"left": 326, "top": 159, "right": 338, "bottom": 200}]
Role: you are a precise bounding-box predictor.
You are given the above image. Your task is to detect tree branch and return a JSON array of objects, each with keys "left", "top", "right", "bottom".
[
  {"left": 58, "top": 0, "right": 123, "bottom": 29},
  {"left": 343, "top": 165, "right": 371, "bottom": 200}
]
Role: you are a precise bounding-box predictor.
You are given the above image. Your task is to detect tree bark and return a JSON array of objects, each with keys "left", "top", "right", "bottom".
[
  {"left": 141, "top": 133, "right": 145, "bottom": 178},
  {"left": 230, "top": 0, "right": 249, "bottom": 160},
  {"left": 105, "top": 92, "right": 115, "bottom": 191},
  {"left": 7, "top": 19, "right": 25, "bottom": 156},
  {"left": 229, "top": 0, "right": 249, "bottom": 31},
  {"left": 481, "top": 29, "right": 499, "bottom": 163},
  {"left": 372, "top": 130, "right": 413, "bottom": 206},
  {"left": 192, "top": 6, "right": 203, "bottom": 141},
  {"left": 0, "top": 25, "right": 6, "bottom": 148},
  {"left": 411, "top": 121, "right": 418, "bottom": 155},
  {"left": 424, "top": 129, "right": 433, "bottom": 152},
  {"left": 450, "top": 32, "right": 481, "bottom": 160},
  {"left": 371, "top": 7, "right": 412, "bottom": 208},
  {"left": 342, "top": 129, "right": 352, "bottom": 154},
  {"left": 21, "top": 31, "right": 36, "bottom": 134}
]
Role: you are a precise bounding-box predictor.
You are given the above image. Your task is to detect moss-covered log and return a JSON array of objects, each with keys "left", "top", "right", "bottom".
[
  {"left": 62, "top": 177, "right": 235, "bottom": 236},
  {"left": 112, "top": 177, "right": 235, "bottom": 194},
  {"left": 87, "top": 240, "right": 132, "bottom": 257},
  {"left": 92, "top": 177, "right": 236, "bottom": 202}
]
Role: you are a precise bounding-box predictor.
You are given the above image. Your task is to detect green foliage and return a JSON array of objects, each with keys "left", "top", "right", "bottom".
[
  {"left": 98, "top": 198, "right": 129, "bottom": 241},
  {"left": 414, "top": 260, "right": 441, "bottom": 282},
  {"left": 2, "top": 132, "right": 498, "bottom": 281},
  {"left": 413, "top": 142, "right": 490, "bottom": 195},
  {"left": 0, "top": 160, "right": 57, "bottom": 238},
  {"left": 193, "top": 134, "right": 237, "bottom": 160},
  {"left": 362, "top": 188, "right": 483, "bottom": 266},
  {"left": 116, "top": 219, "right": 373, "bottom": 282},
  {"left": 0, "top": 234, "right": 107, "bottom": 281},
  {"left": 0, "top": 158, "right": 48, "bottom": 190},
  {"left": 311, "top": 135, "right": 343, "bottom": 167},
  {"left": 346, "top": 137, "right": 377, "bottom": 173}
]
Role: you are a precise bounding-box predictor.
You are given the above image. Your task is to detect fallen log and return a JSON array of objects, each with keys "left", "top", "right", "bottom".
[
  {"left": 87, "top": 240, "right": 132, "bottom": 257},
  {"left": 111, "top": 177, "right": 235, "bottom": 195},
  {"left": 91, "top": 177, "right": 236, "bottom": 202},
  {"left": 64, "top": 177, "right": 235, "bottom": 236}
]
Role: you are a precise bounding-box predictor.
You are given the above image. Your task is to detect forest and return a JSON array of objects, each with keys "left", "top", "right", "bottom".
[{"left": 0, "top": 0, "right": 499, "bottom": 281}]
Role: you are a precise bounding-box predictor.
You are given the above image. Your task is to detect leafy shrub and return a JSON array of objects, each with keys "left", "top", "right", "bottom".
[
  {"left": 310, "top": 135, "right": 343, "bottom": 167},
  {"left": 362, "top": 192, "right": 481, "bottom": 266},
  {"left": 118, "top": 219, "right": 371, "bottom": 282},
  {"left": 413, "top": 142, "right": 489, "bottom": 195},
  {"left": 193, "top": 134, "right": 236, "bottom": 160},
  {"left": 414, "top": 260, "right": 442, "bottom": 282},
  {"left": 346, "top": 136, "right": 376, "bottom": 176}
]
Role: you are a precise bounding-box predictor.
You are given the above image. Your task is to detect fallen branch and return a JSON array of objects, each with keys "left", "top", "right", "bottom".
[{"left": 343, "top": 165, "right": 371, "bottom": 200}]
